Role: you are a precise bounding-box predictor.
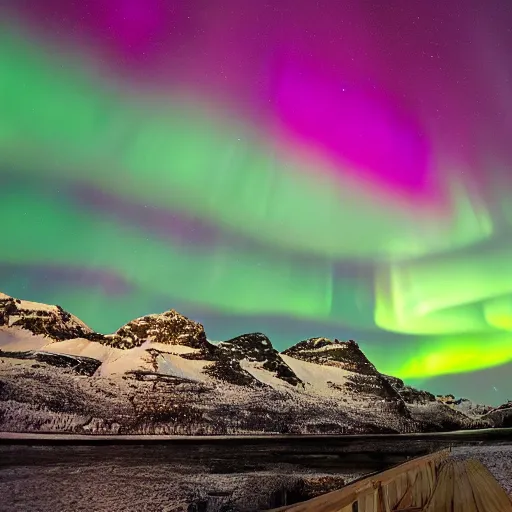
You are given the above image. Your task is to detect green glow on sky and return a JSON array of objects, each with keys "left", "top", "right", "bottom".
[{"left": 1, "top": 24, "right": 512, "bottom": 392}]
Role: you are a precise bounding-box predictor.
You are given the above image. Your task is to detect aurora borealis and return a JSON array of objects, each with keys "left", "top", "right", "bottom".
[{"left": 1, "top": 1, "right": 512, "bottom": 404}]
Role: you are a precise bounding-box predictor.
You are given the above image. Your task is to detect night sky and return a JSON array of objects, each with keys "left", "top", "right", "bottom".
[{"left": 1, "top": 0, "right": 512, "bottom": 405}]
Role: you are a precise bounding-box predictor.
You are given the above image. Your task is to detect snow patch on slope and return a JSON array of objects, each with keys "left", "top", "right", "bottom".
[
  {"left": 156, "top": 353, "right": 209, "bottom": 382},
  {"left": 40, "top": 338, "right": 121, "bottom": 362},
  {"left": 281, "top": 354, "right": 351, "bottom": 397},
  {"left": 0, "top": 327, "right": 52, "bottom": 351},
  {"left": 98, "top": 347, "right": 155, "bottom": 375}
]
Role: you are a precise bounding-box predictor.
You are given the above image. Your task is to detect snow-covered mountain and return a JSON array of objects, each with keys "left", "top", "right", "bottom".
[
  {"left": 0, "top": 292, "right": 92, "bottom": 348},
  {"left": 0, "top": 291, "right": 502, "bottom": 434},
  {"left": 283, "top": 338, "right": 404, "bottom": 404}
]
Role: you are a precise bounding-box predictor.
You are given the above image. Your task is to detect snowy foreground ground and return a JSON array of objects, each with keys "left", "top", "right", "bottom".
[{"left": 0, "top": 439, "right": 510, "bottom": 511}]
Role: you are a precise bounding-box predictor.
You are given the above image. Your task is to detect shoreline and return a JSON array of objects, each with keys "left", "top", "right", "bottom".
[{"left": 1, "top": 427, "right": 511, "bottom": 444}]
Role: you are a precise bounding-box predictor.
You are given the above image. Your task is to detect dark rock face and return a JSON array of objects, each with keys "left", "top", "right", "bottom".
[
  {"left": 203, "top": 357, "right": 258, "bottom": 387},
  {"left": 344, "top": 373, "right": 405, "bottom": 405},
  {"left": 0, "top": 350, "right": 34, "bottom": 360},
  {"left": 384, "top": 375, "right": 436, "bottom": 404},
  {"left": 398, "top": 386, "right": 435, "bottom": 405},
  {"left": 217, "top": 333, "right": 302, "bottom": 387},
  {"left": 409, "top": 401, "right": 477, "bottom": 432},
  {"left": 103, "top": 310, "right": 209, "bottom": 350},
  {"left": 32, "top": 352, "right": 102, "bottom": 376},
  {"left": 0, "top": 296, "right": 92, "bottom": 341},
  {"left": 383, "top": 375, "right": 403, "bottom": 389},
  {"left": 0, "top": 349, "right": 101, "bottom": 376},
  {"left": 0, "top": 298, "right": 18, "bottom": 326},
  {"left": 283, "top": 338, "right": 377, "bottom": 375},
  {"left": 177, "top": 334, "right": 262, "bottom": 387},
  {"left": 184, "top": 333, "right": 301, "bottom": 388}
]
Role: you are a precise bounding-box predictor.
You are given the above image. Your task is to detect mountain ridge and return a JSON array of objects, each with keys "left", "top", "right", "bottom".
[{"left": 1, "top": 291, "right": 510, "bottom": 435}]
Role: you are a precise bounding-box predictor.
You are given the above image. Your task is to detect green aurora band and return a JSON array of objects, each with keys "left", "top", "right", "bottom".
[{"left": 1, "top": 26, "right": 512, "bottom": 389}]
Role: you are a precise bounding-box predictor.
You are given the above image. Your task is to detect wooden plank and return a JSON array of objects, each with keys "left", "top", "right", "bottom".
[
  {"left": 465, "top": 459, "right": 512, "bottom": 512},
  {"left": 360, "top": 491, "right": 376, "bottom": 512},
  {"left": 375, "top": 483, "right": 385, "bottom": 512},
  {"left": 393, "top": 472, "right": 416, "bottom": 510},
  {"left": 423, "top": 459, "right": 512, "bottom": 512},
  {"left": 382, "top": 482, "right": 392, "bottom": 512},
  {"left": 453, "top": 461, "right": 478, "bottom": 512}
]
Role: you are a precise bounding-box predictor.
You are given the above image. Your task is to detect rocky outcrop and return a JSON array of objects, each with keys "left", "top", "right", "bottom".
[
  {"left": 283, "top": 338, "right": 377, "bottom": 375},
  {"left": 407, "top": 401, "right": 481, "bottom": 432},
  {"left": 103, "top": 310, "right": 210, "bottom": 350},
  {"left": 218, "top": 333, "right": 302, "bottom": 386},
  {"left": 0, "top": 349, "right": 101, "bottom": 376},
  {"left": 202, "top": 356, "right": 259, "bottom": 387},
  {"left": 0, "top": 294, "right": 92, "bottom": 341}
]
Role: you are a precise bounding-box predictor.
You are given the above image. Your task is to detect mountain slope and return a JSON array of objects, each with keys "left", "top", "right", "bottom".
[
  {"left": 283, "top": 338, "right": 408, "bottom": 414},
  {"left": 214, "top": 333, "right": 302, "bottom": 387}
]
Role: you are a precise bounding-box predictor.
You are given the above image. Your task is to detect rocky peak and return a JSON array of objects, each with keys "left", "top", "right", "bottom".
[
  {"left": 105, "top": 309, "right": 209, "bottom": 350},
  {"left": 218, "top": 333, "right": 278, "bottom": 362},
  {"left": 217, "top": 333, "right": 302, "bottom": 386},
  {"left": 0, "top": 292, "right": 92, "bottom": 341},
  {"left": 282, "top": 337, "right": 377, "bottom": 376}
]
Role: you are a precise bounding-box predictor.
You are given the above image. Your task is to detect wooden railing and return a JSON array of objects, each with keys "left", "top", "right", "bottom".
[{"left": 269, "top": 448, "right": 512, "bottom": 512}]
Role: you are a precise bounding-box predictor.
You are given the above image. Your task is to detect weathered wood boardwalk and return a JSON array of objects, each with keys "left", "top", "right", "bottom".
[
  {"left": 422, "top": 458, "right": 512, "bottom": 512},
  {"left": 269, "top": 449, "right": 512, "bottom": 512}
]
